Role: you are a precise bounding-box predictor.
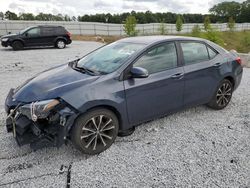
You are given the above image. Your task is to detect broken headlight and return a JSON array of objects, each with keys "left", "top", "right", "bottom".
[{"left": 20, "top": 99, "right": 60, "bottom": 121}]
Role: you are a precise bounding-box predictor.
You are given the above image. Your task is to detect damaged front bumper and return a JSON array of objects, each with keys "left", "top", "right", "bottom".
[{"left": 5, "top": 89, "right": 78, "bottom": 150}]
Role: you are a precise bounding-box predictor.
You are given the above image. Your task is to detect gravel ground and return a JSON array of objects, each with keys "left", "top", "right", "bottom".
[{"left": 0, "top": 41, "right": 249, "bottom": 188}]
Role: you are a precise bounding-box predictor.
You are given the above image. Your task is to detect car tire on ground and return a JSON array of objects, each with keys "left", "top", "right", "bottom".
[
  {"left": 56, "top": 39, "right": 66, "bottom": 49},
  {"left": 118, "top": 126, "right": 135, "bottom": 137},
  {"left": 12, "top": 41, "right": 24, "bottom": 51},
  {"left": 207, "top": 79, "right": 233, "bottom": 110},
  {"left": 71, "top": 108, "right": 119, "bottom": 155}
]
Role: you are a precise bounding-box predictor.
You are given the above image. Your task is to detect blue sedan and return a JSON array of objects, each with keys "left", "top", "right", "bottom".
[{"left": 5, "top": 36, "right": 243, "bottom": 154}]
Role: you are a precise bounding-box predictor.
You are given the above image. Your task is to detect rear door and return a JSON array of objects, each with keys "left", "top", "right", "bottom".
[
  {"left": 124, "top": 42, "right": 185, "bottom": 125},
  {"left": 179, "top": 41, "right": 223, "bottom": 106},
  {"left": 40, "top": 27, "right": 56, "bottom": 46}
]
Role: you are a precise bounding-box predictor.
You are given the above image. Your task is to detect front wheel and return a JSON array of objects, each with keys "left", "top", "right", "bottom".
[
  {"left": 12, "top": 41, "right": 23, "bottom": 50},
  {"left": 71, "top": 108, "right": 119, "bottom": 155},
  {"left": 207, "top": 79, "right": 233, "bottom": 110}
]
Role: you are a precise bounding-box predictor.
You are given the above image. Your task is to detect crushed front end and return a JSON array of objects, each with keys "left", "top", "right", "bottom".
[{"left": 5, "top": 89, "right": 77, "bottom": 150}]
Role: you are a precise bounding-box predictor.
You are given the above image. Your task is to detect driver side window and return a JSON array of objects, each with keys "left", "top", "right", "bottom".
[
  {"left": 26, "top": 28, "right": 40, "bottom": 36},
  {"left": 133, "top": 42, "right": 177, "bottom": 74}
]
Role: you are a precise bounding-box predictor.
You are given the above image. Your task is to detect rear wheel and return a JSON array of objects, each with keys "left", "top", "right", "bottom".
[
  {"left": 207, "top": 79, "right": 233, "bottom": 110},
  {"left": 56, "top": 39, "right": 66, "bottom": 49},
  {"left": 12, "top": 41, "right": 23, "bottom": 50},
  {"left": 71, "top": 108, "right": 119, "bottom": 155}
]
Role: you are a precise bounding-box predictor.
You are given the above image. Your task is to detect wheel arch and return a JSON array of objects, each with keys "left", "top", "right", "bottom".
[
  {"left": 11, "top": 39, "right": 25, "bottom": 47},
  {"left": 73, "top": 103, "right": 129, "bottom": 131},
  {"left": 86, "top": 105, "right": 122, "bottom": 127},
  {"left": 224, "top": 75, "right": 235, "bottom": 89},
  {"left": 54, "top": 37, "right": 67, "bottom": 44}
]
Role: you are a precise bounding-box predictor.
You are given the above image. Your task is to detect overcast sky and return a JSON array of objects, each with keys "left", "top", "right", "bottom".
[{"left": 0, "top": 0, "right": 245, "bottom": 16}]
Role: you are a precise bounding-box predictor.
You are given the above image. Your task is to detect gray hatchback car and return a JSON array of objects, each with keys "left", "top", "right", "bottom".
[{"left": 5, "top": 36, "right": 243, "bottom": 155}]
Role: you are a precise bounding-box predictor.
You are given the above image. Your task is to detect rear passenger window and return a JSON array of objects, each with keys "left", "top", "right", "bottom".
[
  {"left": 181, "top": 42, "right": 209, "bottom": 65},
  {"left": 41, "top": 27, "right": 55, "bottom": 36},
  {"left": 56, "top": 27, "right": 65, "bottom": 34},
  {"left": 207, "top": 46, "right": 218, "bottom": 59},
  {"left": 134, "top": 42, "right": 177, "bottom": 74}
]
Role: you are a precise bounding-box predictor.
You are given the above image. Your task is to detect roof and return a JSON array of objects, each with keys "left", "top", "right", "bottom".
[
  {"left": 37, "top": 25, "right": 63, "bottom": 27},
  {"left": 119, "top": 35, "right": 206, "bottom": 45}
]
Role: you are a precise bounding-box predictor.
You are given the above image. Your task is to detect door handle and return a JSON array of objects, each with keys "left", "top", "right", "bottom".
[
  {"left": 213, "top": 62, "right": 222, "bottom": 67},
  {"left": 171, "top": 73, "right": 184, "bottom": 79}
]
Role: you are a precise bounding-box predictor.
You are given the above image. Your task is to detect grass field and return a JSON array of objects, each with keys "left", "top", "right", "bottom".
[
  {"left": 219, "top": 31, "right": 250, "bottom": 53},
  {"left": 71, "top": 30, "right": 250, "bottom": 53}
]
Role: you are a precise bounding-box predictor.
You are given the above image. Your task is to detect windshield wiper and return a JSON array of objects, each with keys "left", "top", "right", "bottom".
[
  {"left": 73, "top": 61, "right": 100, "bottom": 75},
  {"left": 76, "top": 65, "right": 100, "bottom": 76},
  {"left": 70, "top": 59, "right": 106, "bottom": 76}
]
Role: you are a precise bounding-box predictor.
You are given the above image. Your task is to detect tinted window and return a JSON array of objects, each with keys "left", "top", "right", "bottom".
[
  {"left": 207, "top": 46, "right": 218, "bottom": 59},
  {"left": 26, "top": 28, "right": 40, "bottom": 36},
  {"left": 56, "top": 27, "right": 66, "bottom": 34},
  {"left": 134, "top": 43, "right": 177, "bottom": 74},
  {"left": 181, "top": 42, "right": 209, "bottom": 65},
  {"left": 41, "top": 27, "right": 55, "bottom": 35}
]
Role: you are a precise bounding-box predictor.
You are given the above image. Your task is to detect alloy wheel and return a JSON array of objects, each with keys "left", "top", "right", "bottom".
[
  {"left": 80, "top": 115, "right": 116, "bottom": 151},
  {"left": 57, "top": 40, "right": 65, "bottom": 49},
  {"left": 216, "top": 82, "right": 232, "bottom": 107}
]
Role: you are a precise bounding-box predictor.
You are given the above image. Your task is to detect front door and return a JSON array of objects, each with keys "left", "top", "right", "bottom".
[
  {"left": 23, "top": 27, "right": 42, "bottom": 46},
  {"left": 124, "top": 42, "right": 185, "bottom": 125}
]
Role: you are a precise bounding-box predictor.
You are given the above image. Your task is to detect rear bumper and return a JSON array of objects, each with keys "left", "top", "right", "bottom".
[
  {"left": 66, "top": 39, "right": 72, "bottom": 45},
  {"left": 234, "top": 66, "right": 243, "bottom": 91}
]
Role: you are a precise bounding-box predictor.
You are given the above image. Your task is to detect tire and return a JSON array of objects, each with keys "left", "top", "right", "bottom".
[
  {"left": 56, "top": 39, "right": 66, "bottom": 49},
  {"left": 71, "top": 108, "right": 119, "bottom": 155},
  {"left": 12, "top": 41, "right": 23, "bottom": 51},
  {"left": 207, "top": 79, "right": 233, "bottom": 110}
]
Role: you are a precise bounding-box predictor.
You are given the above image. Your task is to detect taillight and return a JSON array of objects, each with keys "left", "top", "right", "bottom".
[
  {"left": 235, "top": 57, "right": 242, "bottom": 65},
  {"left": 66, "top": 32, "right": 71, "bottom": 38}
]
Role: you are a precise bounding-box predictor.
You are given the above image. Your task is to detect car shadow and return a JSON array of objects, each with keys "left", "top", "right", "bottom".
[{"left": 0, "top": 46, "right": 70, "bottom": 51}]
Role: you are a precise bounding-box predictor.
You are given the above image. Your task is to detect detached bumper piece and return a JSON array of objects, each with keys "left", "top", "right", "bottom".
[
  {"left": 7, "top": 114, "right": 55, "bottom": 150},
  {"left": 6, "top": 107, "right": 76, "bottom": 151}
]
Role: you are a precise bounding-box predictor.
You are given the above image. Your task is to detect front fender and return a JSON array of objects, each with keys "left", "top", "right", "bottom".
[
  {"left": 79, "top": 99, "right": 130, "bottom": 131},
  {"left": 60, "top": 76, "right": 131, "bottom": 131},
  {"left": 10, "top": 38, "right": 25, "bottom": 46}
]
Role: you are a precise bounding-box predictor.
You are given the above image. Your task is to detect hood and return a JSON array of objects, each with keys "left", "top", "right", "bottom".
[
  {"left": 13, "top": 64, "right": 99, "bottom": 103},
  {"left": 1, "top": 33, "right": 19, "bottom": 39}
]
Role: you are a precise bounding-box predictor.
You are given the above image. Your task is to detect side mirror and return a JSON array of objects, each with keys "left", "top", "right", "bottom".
[
  {"left": 25, "top": 33, "right": 28, "bottom": 37},
  {"left": 130, "top": 67, "right": 149, "bottom": 78}
]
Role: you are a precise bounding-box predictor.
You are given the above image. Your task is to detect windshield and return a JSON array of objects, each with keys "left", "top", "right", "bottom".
[
  {"left": 19, "top": 27, "right": 33, "bottom": 34},
  {"left": 77, "top": 42, "right": 146, "bottom": 74}
]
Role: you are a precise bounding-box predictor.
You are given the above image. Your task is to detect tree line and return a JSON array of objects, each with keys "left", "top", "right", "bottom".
[{"left": 0, "top": 0, "right": 249, "bottom": 23}]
